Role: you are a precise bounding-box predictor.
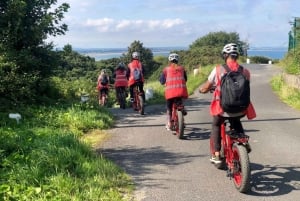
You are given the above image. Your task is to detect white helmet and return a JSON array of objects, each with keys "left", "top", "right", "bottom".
[
  {"left": 222, "top": 43, "right": 239, "bottom": 57},
  {"left": 132, "top": 52, "right": 139, "bottom": 59},
  {"left": 168, "top": 53, "right": 179, "bottom": 62}
]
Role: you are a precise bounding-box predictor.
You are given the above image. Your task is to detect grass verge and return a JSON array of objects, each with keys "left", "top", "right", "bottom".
[{"left": 271, "top": 75, "right": 300, "bottom": 110}]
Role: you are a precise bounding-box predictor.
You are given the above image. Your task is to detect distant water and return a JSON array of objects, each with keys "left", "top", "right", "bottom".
[{"left": 77, "top": 47, "right": 287, "bottom": 61}]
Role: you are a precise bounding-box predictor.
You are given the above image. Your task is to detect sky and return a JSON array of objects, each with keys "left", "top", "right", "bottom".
[{"left": 48, "top": 0, "right": 299, "bottom": 49}]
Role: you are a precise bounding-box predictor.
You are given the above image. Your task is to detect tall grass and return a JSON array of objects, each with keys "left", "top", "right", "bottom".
[
  {"left": 271, "top": 75, "right": 300, "bottom": 110},
  {"left": 0, "top": 102, "right": 133, "bottom": 201}
]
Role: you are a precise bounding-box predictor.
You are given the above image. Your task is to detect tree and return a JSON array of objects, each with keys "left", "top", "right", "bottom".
[
  {"left": 182, "top": 31, "right": 247, "bottom": 69},
  {"left": 121, "top": 40, "right": 155, "bottom": 78},
  {"left": 0, "top": 0, "right": 69, "bottom": 104}
]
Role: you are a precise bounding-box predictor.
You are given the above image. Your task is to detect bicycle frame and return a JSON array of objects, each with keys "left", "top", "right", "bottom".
[
  {"left": 132, "top": 84, "right": 144, "bottom": 115},
  {"left": 170, "top": 97, "right": 185, "bottom": 139}
]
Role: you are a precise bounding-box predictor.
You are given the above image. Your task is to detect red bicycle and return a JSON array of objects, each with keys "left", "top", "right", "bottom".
[
  {"left": 132, "top": 84, "right": 144, "bottom": 115},
  {"left": 170, "top": 97, "right": 185, "bottom": 139},
  {"left": 210, "top": 118, "right": 251, "bottom": 193},
  {"left": 99, "top": 88, "right": 108, "bottom": 106}
]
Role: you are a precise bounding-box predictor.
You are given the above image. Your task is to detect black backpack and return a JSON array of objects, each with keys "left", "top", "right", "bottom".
[
  {"left": 101, "top": 75, "right": 109, "bottom": 85},
  {"left": 220, "top": 64, "right": 250, "bottom": 113}
]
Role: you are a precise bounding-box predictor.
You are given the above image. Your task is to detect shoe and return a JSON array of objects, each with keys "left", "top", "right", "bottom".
[
  {"left": 130, "top": 98, "right": 134, "bottom": 103},
  {"left": 183, "top": 110, "right": 187, "bottom": 116},
  {"left": 210, "top": 155, "right": 222, "bottom": 164},
  {"left": 165, "top": 123, "right": 171, "bottom": 131}
]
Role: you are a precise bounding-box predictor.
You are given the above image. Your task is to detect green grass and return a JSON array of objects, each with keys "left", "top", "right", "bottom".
[
  {"left": 0, "top": 102, "right": 133, "bottom": 201},
  {"left": 271, "top": 75, "right": 300, "bottom": 110}
]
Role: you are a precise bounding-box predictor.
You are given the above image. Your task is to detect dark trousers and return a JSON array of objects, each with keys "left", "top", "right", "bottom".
[
  {"left": 211, "top": 115, "right": 244, "bottom": 152},
  {"left": 129, "top": 82, "right": 145, "bottom": 100}
]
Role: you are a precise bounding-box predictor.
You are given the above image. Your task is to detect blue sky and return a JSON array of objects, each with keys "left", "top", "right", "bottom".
[{"left": 49, "top": 0, "right": 299, "bottom": 49}]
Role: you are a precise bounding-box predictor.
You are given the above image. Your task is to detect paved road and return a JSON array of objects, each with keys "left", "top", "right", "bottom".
[{"left": 99, "top": 64, "right": 300, "bottom": 201}]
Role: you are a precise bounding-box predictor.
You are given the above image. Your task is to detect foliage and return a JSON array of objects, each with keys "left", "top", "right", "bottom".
[
  {"left": 280, "top": 47, "right": 300, "bottom": 75},
  {"left": 249, "top": 56, "right": 271, "bottom": 64},
  {"left": 271, "top": 75, "right": 300, "bottom": 110},
  {"left": 121, "top": 40, "right": 160, "bottom": 78},
  {"left": 0, "top": 103, "right": 133, "bottom": 201},
  {"left": 0, "top": 0, "right": 69, "bottom": 105},
  {"left": 180, "top": 31, "right": 247, "bottom": 72}
]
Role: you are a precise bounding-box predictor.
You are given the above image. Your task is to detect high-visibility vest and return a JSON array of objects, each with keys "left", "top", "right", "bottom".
[{"left": 164, "top": 65, "right": 188, "bottom": 100}]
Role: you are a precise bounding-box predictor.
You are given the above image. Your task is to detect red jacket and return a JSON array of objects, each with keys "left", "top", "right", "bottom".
[{"left": 163, "top": 65, "right": 188, "bottom": 100}]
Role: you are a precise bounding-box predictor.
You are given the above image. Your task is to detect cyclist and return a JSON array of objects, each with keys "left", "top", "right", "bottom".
[
  {"left": 199, "top": 43, "right": 256, "bottom": 164},
  {"left": 127, "top": 51, "right": 145, "bottom": 103},
  {"left": 159, "top": 53, "right": 188, "bottom": 131},
  {"left": 97, "top": 69, "right": 110, "bottom": 106},
  {"left": 113, "top": 62, "right": 128, "bottom": 105}
]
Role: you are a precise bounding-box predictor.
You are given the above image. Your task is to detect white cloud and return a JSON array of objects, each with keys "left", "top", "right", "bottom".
[{"left": 84, "top": 18, "right": 185, "bottom": 32}]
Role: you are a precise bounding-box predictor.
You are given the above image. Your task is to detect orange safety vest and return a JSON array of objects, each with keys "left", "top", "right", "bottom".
[
  {"left": 128, "top": 60, "right": 144, "bottom": 86},
  {"left": 210, "top": 65, "right": 256, "bottom": 119},
  {"left": 164, "top": 65, "right": 188, "bottom": 100},
  {"left": 114, "top": 69, "right": 128, "bottom": 87}
]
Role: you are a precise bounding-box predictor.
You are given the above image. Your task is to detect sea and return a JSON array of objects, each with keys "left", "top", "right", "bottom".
[{"left": 77, "top": 46, "right": 288, "bottom": 61}]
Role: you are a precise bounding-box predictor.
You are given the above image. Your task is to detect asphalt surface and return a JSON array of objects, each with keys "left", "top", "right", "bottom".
[{"left": 99, "top": 64, "right": 300, "bottom": 201}]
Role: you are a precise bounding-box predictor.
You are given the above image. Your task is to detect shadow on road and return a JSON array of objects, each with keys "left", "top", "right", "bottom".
[
  {"left": 248, "top": 163, "right": 300, "bottom": 197},
  {"left": 98, "top": 146, "right": 207, "bottom": 188}
]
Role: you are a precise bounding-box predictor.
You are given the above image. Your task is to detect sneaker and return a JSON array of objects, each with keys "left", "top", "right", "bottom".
[
  {"left": 130, "top": 98, "right": 134, "bottom": 103},
  {"left": 165, "top": 123, "right": 171, "bottom": 131},
  {"left": 210, "top": 155, "right": 222, "bottom": 164}
]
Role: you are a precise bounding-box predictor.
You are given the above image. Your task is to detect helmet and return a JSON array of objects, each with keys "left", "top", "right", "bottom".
[
  {"left": 132, "top": 52, "right": 139, "bottom": 59},
  {"left": 222, "top": 43, "right": 239, "bottom": 57},
  {"left": 117, "top": 62, "right": 125, "bottom": 69},
  {"left": 168, "top": 53, "right": 179, "bottom": 63}
]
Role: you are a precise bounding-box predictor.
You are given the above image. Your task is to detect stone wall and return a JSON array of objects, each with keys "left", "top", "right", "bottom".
[{"left": 282, "top": 73, "right": 300, "bottom": 89}]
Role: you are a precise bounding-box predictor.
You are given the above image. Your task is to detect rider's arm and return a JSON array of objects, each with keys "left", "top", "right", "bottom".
[
  {"left": 159, "top": 71, "right": 166, "bottom": 85},
  {"left": 199, "top": 67, "right": 216, "bottom": 93}
]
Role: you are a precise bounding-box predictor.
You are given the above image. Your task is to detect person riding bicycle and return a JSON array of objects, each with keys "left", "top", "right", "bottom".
[
  {"left": 159, "top": 53, "right": 188, "bottom": 131},
  {"left": 113, "top": 62, "right": 129, "bottom": 105},
  {"left": 127, "top": 51, "right": 145, "bottom": 103},
  {"left": 97, "top": 69, "right": 110, "bottom": 105},
  {"left": 199, "top": 43, "right": 256, "bottom": 164}
]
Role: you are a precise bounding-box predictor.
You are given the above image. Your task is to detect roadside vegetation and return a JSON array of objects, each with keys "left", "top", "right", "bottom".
[
  {"left": 1, "top": 0, "right": 298, "bottom": 200},
  {"left": 271, "top": 46, "right": 300, "bottom": 110}
]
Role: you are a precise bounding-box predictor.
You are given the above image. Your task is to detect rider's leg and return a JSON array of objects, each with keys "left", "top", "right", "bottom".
[
  {"left": 129, "top": 84, "right": 134, "bottom": 102},
  {"left": 138, "top": 82, "right": 145, "bottom": 101},
  {"left": 165, "top": 99, "right": 173, "bottom": 130},
  {"left": 211, "top": 115, "right": 224, "bottom": 158}
]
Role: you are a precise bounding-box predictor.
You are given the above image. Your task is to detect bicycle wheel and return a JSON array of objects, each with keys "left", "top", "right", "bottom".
[
  {"left": 232, "top": 143, "right": 251, "bottom": 193},
  {"left": 119, "top": 89, "right": 126, "bottom": 109},
  {"left": 138, "top": 95, "right": 144, "bottom": 115},
  {"left": 176, "top": 110, "right": 184, "bottom": 139}
]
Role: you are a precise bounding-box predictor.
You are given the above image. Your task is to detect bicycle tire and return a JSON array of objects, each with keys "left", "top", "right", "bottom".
[
  {"left": 176, "top": 110, "right": 184, "bottom": 139},
  {"left": 119, "top": 89, "right": 126, "bottom": 109},
  {"left": 232, "top": 143, "right": 251, "bottom": 193}
]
